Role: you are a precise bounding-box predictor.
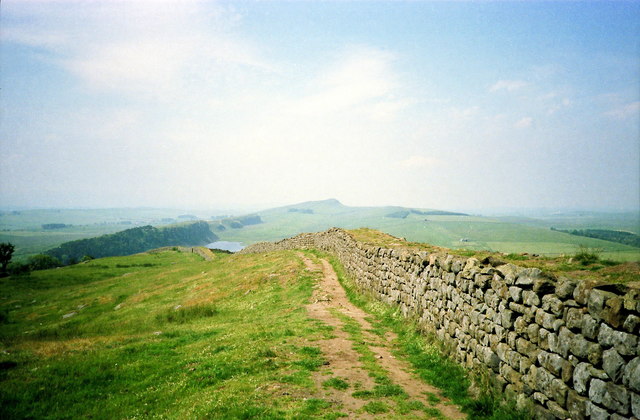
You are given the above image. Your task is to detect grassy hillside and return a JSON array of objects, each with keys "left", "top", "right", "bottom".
[
  {"left": 0, "top": 249, "right": 334, "bottom": 418},
  {"left": 213, "top": 199, "right": 640, "bottom": 262}
]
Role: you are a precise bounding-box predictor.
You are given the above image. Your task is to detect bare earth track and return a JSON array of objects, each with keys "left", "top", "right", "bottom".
[{"left": 300, "top": 253, "right": 466, "bottom": 419}]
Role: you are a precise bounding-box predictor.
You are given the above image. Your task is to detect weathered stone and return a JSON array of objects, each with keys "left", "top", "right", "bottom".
[
  {"left": 567, "top": 389, "right": 588, "bottom": 420},
  {"left": 533, "top": 404, "right": 556, "bottom": 420},
  {"left": 516, "top": 337, "right": 537, "bottom": 359},
  {"left": 539, "top": 328, "right": 550, "bottom": 350},
  {"left": 589, "top": 378, "right": 607, "bottom": 404},
  {"left": 603, "top": 296, "right": 625, "bottom": 328},
  {"left": 599, "top": 323, "right": 616, "bottom": 347},
  {"left": 623, "top": 357, "right": 640, "bottom": 392},
  {"left": 547, "top": 400, "right": 569, "bottom": 419},
  {"left": 538, "top": 351, "right": 564, "bottom": 376},
  {"left": 571, "top": 333, "right": 590, "bottom": 359},
  {"left": 566, "top": 307, "right": 585, "bottom": 331},
  {"left": 508, "top": 286, "right": 523, "bottom": 302},
  {"left": 550, "top": 377, "right": 569, "bottom": 406},
  {"left": 582, "top": 314, "right": 600, "bottom": 339},
  {"left": 561, "top": 358, "right": 574, "bottom": 384},
  {"left": 589, "top": 289, "right": 616, "bottom": 321},
  {"left": 534, "top": 277, "right": 556, "bottom": 296},
  {"left": 573, "top": 362, "right": 591, "bottom": 395},
  {"left": 516, "top": 268, "right": 542, "bottom": 286},
  {"left": 484, "top": 347, "right": 500, "bottom": 371},
  {"left": 527, "top": 323, "right": 540, "bottom": 343},
  {"left": 573, "top": 280, "right": 594, "bottom": 305},
  {"left": 523, "top": 290, "right": 540, "bottom": 306},
  {"left": 613, "top": 330, "right": 638, "bottom": 356},
  {"left": 586, "top": 401, "right": 610, "bottom": 420},
  {"left": 603, "top": 348, "right": 625, "bottom": 383},
  {"left": 556, "top": 277, "right": 578, "bottom": 299},
  {"left": 588, "top": 342, "right": 604, "bottom": 366},
  {"left": 542, "top": 294, "right": 564, "bottom": 316},
  {"left": 601, "top": 381, "right": 630, "bottom": 415},
  {"left": 623, "top": 314, "right": 640, "bottom": 334},
  {"left": 549, "top": 326, "right": 572, "bottom": 358},
  {"left": 632, "top": 391, "right": 640, "bottom": 418}
]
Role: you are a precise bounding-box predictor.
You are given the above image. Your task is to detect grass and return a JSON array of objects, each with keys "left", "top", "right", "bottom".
[{"left": 0, "top": 249, "right": 347, "bottom": 418}]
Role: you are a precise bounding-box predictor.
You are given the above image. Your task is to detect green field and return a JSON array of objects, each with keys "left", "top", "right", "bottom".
[
  {"left": 2, "top": 202, "right": 639, "bottom": 263},
  {"left": 213, "top": 200, "right": 640, "bottom": 262}
]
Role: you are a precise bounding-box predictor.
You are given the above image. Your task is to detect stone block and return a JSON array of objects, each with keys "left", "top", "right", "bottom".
[
  {"left": 508, "top": 286, "right": 523, "bottom": 302},
  {"left": 556, "top": 278, "right": 578, "bottom": 299},
  {"left": 573, "top": 362, "right": 591, "bottom": 395},
  {"left": 523, "top": 290, "right": 540, "bottom": 306},
  {"left": 542, "top": 294, "right": 564, "bottom": 315},
  {"left": 570, "top": 333, "right": 590, "bottom": 359},
  {"left": 599, "top": 323, "right": 616, "bottom": 348},
  {"left": 603, "top": 348, "right": 625, "bottom": 383},
  {"left": 538, "top": 350, "right": 564, "bottom": 376},
  {"left": 586, "top": 401, "right": 610, "bottom": 420},
  {"left": 547, "top": 400, "right": 569, "bottom": 419},
  {"left": 567, "top": 389, "right": 588, "bottom": 420},
  {"left": 613, "top": 330, "right": 638, "bottom": 356},
  {"left": 601, "top": 381, "right": 630, "bottom": 415},
  {"left": 516, "top": 267, "right": 542, "bottom": 287},
  {"left": 623, "top": 357, "right": 640, "bottom": 392},
  {"left": 528, "top": 323, "right": 540, "bottom": 344},
  {"left": 589, "top": 378, "right": 607, "bottom": 404},
  {"left": 583, "top": 314, "right": 600, "bottom": 340},
  {"left": 632, "top": 391, "right": 640, "bottom": 418},
  {"left": 589, "top": 289, "right": 616, "bottom": 321},
  {"left": 623, "top": 314, "right": 640, "bottom": 334},
  {"left": 566, "top": 307, "right": 585, "bottom": 331}
]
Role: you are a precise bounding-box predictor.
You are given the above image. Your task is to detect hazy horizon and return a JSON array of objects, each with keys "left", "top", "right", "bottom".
[{"left": 2, "top": 1, "right": 639, "bottom": 212}]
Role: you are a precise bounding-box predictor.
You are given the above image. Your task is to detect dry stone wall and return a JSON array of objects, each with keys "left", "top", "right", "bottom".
[{"left": 240, "top": 228, "right": 640, "bottom": 419}]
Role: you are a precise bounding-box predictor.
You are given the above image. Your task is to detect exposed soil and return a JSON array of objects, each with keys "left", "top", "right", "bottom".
[{"left": 300, "top": 253, "right": 466, "bottom": 419}]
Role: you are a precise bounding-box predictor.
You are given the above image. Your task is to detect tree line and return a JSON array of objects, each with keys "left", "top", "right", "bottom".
[{"left": 551, "top": 227, "right": 640, "bottom": 248}]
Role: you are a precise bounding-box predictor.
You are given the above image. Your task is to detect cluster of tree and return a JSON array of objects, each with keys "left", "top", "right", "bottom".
[
  {"left": 386, "top": 210, "right": 411, "bottom": 219},
  {"left": 42, "top": 223, "right": 69, "bottom": 230},
  {"left": 45, "top": 221, "right": 218, "bottom": 265},
  {"left": 411, "top": 209, "right": 469, "bottom": 216},
  {"left": 551, "top": 228, "right": 640, "bottom": 248},
  {"left": 218, "top": 215, "right": 263, "bottom": 230},
  {"left": 288, "top": 208, "right": 314, "bottom": 214},
  {"left": 0, "top": 243, "right": 64, "bottom": 277}
]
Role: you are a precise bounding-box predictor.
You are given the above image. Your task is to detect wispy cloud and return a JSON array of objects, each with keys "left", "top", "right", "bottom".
[
  {"left": 489, "top": 79, "right": 528, "bottom": 93},
  {"left": 604, "top": 102, "right": 640, "bottom": 120},
  {"left": 514, "top": 117, "right": 533, "bottom": 128}
]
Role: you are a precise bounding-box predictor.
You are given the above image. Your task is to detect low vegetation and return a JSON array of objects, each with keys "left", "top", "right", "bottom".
[
  {"left": 552, "top": 227, "right": 640, "bottom": 248},
  {"left": 45, "top": 221, "right": 217, "bottom": 264}
]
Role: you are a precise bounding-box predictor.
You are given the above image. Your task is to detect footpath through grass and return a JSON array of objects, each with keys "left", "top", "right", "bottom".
[
  {"left": 0, "top": 249, "right": 348, "bottom": 419},
  {"left": 313, "top": 250, "right": 532, "bottom": 420}
]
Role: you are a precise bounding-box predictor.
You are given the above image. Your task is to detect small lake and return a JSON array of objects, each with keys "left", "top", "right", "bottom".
[{"left": 206, "top": 241, "right": 245, "bottom": 253}]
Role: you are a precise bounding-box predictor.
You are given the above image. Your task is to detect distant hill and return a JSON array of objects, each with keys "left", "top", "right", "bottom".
[
  {"left": 46, "top": 221, "right": 217, "bottom": 264},
  {"left": 211, "top": 199, "right": 640, "bottom": 262}
]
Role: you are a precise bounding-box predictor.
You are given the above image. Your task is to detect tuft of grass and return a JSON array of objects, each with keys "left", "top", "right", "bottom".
[
  {"left": 574, "top": 246, "right": 602, "bottom": 265},
  {"left": 362, "top": 401, "right": 389, "bottom": 414},
  {"left": 155, "top": 304, "right": 219, "bottom": 324},
  {"left": 323, "top": 377, "right": 349, "bottom": 390}
]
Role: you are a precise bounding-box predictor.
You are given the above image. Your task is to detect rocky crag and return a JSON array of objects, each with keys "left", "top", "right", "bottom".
[{"left": 240, "top": 228, "right": 640, "bottom": 419}]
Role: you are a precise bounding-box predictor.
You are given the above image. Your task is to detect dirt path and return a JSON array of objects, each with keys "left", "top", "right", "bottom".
[{"left": 300, "top": 253, "right": 466, "bottom": 419}]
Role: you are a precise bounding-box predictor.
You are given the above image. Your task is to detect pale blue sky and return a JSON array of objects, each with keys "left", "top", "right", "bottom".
[{"left": 1, "top": 1, "right": 639, "bottom": 211}]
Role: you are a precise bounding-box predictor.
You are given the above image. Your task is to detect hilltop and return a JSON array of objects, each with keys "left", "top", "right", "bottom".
[{"left": 212, "top": 199, "right": 640, "bottom": 262}]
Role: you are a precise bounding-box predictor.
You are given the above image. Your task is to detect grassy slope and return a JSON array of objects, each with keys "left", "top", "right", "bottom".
[
  {"left": 215, "top": 200, "right": 640, "bottom": 262},
  {"left": 0, "top": 249, "right": 345, "bottom": 419}
]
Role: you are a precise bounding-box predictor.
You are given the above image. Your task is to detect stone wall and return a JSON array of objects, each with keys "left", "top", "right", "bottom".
[{"left": 240, "top": 228, "right": 640, "bottom": 419}]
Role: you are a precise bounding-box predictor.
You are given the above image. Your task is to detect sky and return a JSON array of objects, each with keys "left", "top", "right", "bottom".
[{"left": 1, "top": 0, "right": 639, "bottom": 212}]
